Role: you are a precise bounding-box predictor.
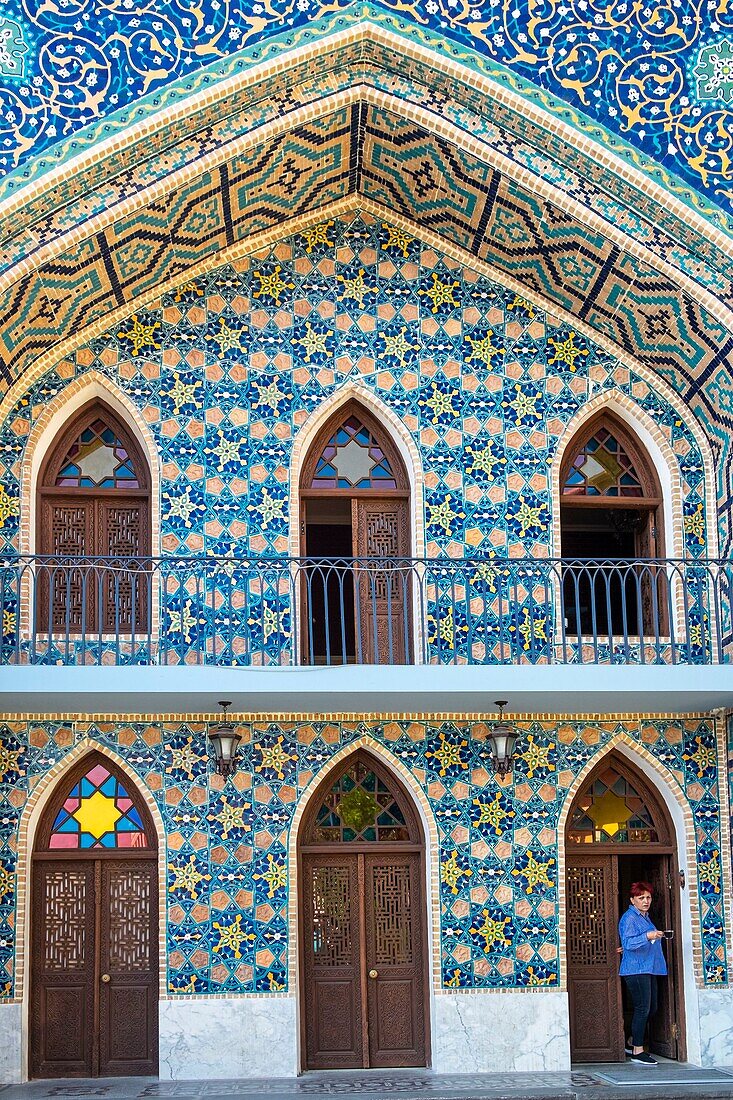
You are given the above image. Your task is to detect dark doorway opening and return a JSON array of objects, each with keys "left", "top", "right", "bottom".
[
  {"left": 305, "top": 498, "right": 355, "bottom": 664},
  {"left": 565, "top": 753, "right": 685, "bottom": 1064},
  {"left": 561, "top": 506, "right": 643, "bottom": 636},
  {"left": 617, "top": 853, "right": 680, "bottom": 1061}
]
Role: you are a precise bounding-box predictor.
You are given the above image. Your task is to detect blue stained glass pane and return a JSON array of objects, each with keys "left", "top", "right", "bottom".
[
  {"left": 127, "top": 807, "right": 143, "bottom": 827},
  {"left": 81, "top": 428, "right": 94, "bottom": 443},
  {"left": 102, "top": 428, "right": 116, "bottom": 444},
  {"left": 116, "top": 817, "right": 138, "bottom": 831},
  {"left": 80, "top": 778, "right": 95, "bottom": 797},
  {"left": 100, "top": 777, "right": 117, "bottom": 797},
  {"left": 80, "top": 833, "right": 96, "bottom": 848}
]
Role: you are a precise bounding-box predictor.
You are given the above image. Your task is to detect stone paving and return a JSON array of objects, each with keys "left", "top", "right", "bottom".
[{"left": 3, "top": 1066, "right": 733, "bottom": 1100}]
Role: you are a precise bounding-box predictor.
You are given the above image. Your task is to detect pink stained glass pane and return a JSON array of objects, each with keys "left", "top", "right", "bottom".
[{"left": 49, "top": 834, "right": 80, "bottom": 849}]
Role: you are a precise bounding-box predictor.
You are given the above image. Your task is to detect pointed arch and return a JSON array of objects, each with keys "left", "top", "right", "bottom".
[
  {"left": 15, "top": 738, "right": 166, "bottom": 1015},
  {"left": 292, "top": 737, "right": 435, "bottom": 1069},
  {"left": 288, "top": 735, "right": 439, "bottom": 988},
  {"left": 558, "top": 733, "right": 700, "bottom": 1061},
  {"left": 550, "top": 390, "right": 687, "bottom": 562},
  {"left": 20, "top": 370, "right": 161, "bottom": 561},
  {"left": 289, "top": 382, "right": 424, "bottom": 559}
]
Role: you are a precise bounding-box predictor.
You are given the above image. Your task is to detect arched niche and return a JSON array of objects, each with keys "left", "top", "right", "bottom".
[
  {"left": 298, "top": 399, "right": 412, "bottom": 665},
  {"left": 563, "top": 751, "right": 685, "bottom": 1065},
  {"left": 36, "top": 398, "right": 151, "bottom": 634},
  {"left": 298, "top": 750, "right": 428, "bottom": 1070},
  {"left": 559, "top": 411, "right": 668, "bottom": 638},
  {"left": 30, "top": 751, "right": 159, "bottom": 1078}
]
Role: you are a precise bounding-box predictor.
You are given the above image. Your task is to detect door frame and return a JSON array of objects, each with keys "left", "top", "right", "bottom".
[
  {"left": 297, "top": 751, "right": 431, "bottom": 1070},
  {"left": 564, "top": 751, "right": 687, "bottom": 1063},
  {"left": 28, "top": 752, "right": 160, "bottom": 1079}
]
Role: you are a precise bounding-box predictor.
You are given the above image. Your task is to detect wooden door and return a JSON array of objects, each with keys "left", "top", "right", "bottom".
[
  {"left": 302, "top": 854, "right": 363, "bottom": 1069},
  {"left": 30, "top": 861, "right": 96, "bottom": 1077},
  {"left": 353, "top": 498, "right": 410, "bottom": 664},
  {"left": 567, "top": 856, "right": 623, "bottom": 1062},
  {"left": 644, "top": 857, "right": 678, "bottom": 1060},
  {"left": 31, "top": 857, "right": 158, "bottom": 1078},
  {"left": 365, "top": 852, "right": 426, "bottom": 1068},
  {"left": 99, "top": 860, "right": 158, "bottom": 1075},
  {"left": 302, "top": 851, "right": 426, "bottom": 1069}
]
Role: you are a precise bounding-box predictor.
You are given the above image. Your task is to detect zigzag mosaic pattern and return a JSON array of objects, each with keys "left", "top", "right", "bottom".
[
  {"left": 0, "top": 714, "right": 727, "bottom": 999},
  {"left": 0, "top": 0, "right": 730, "bottom": 213},
  {"left": 0, "top": 214, "right": 714, "bottom": 664}
]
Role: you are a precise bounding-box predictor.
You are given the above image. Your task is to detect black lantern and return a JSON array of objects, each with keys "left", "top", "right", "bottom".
[
  {"left": 208, "top": 700, "right": 241, "bottom": 776},
  {"left": 488, "top": 700, "right": 518, "bottom": 776}
]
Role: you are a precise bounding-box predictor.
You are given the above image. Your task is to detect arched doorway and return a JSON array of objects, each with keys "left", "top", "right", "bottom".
[
  {"left": 299, "top": 751, "right": 429, "bottom": 1068},
  {"left": 565, "top": 752, "right": 685, "bottom": 1063},
  {"left": 37, "top": 399, "right": 151, "bottom": 634},
  {"left": 299, "top": 400, "right": 412, "bottom": 664},
  {"left": 559, "top": 413, "right": 667, "bottom": 638},
  {"left": 30, "top": 753, "right": 159, "bottom": 1078}
]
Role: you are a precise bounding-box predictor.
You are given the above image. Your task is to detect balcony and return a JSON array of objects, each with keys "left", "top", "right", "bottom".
[{"left": 0, "top": 555, "right": 730, "bottom": 667}]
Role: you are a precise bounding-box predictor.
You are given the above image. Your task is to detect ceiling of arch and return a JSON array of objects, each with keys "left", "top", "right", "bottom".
[{"left": 0, "top": 3, "right": 731, "bottom": 219}]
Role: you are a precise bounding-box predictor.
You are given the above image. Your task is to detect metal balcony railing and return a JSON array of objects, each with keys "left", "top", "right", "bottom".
[{"left": 0, "top": 555, "right": 730, "bottom": 666}]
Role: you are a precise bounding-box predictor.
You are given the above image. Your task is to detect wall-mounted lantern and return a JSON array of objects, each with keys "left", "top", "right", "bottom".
[
  {"left": 208, "top": 700, "right": 241, "bottom": 777},
  {"left": 487, "top": 700, "right": 518, "bottom": 776}
]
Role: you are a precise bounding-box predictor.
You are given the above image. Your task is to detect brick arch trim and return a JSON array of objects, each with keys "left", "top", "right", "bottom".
[
  {"left": 549, "top": 388, "right": 717, "bottom": 561},
  {"left": 15, "top": 738, "right": 167, "bottom": 1014},
  {"left": 287, "top": 734, "right": 440, "bottom": 992}
]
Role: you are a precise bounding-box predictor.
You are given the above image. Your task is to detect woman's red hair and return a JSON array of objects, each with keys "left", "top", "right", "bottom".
[{"left": 630, "top": 881, "right": 653, "bottom": 897}]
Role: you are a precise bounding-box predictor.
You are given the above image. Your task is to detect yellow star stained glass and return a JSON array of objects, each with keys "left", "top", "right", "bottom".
[
  {"left": 586, "top": 789, "right": 632, "bottom": 838},
  {"left": 73, "top": 790, "right": 123, "bottom": 839}
]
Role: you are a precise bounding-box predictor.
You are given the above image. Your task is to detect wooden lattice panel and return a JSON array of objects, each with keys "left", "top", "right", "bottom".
[
  {"left": 42, "top": 869, "right": 88, "bottom": 970},
  {"left": 372, "top": 864, "right": 413, "bottom": 966},
  {"left": 567, "top": 864, "right": 608, "bottom": 966},
  {"left": 311, "top": 864, "right": 352, "bottom": 967}
]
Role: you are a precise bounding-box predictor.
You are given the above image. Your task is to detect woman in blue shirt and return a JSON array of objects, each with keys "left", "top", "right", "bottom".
[{"left": 618, "top": 880, "right": 667, "bottom": 1065}]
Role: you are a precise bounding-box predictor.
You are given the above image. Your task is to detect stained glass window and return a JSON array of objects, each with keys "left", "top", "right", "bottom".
[
  {"left": 311, "top": 416, "right": 397, "bottom": 489},
  {"left": 567, "top": 763, "right": 658, "bottom": 845},
  {"left": 55, "top": 418, "right": 140, "bottom": 488},
  {"left": 310, "top": 760, "right": 410, "bottom": 842},
  {"left": 49, "top": 761, "right": 148, "bottom": 849},
  {"left": 563, "top": 427, "right": 644, "bottom": 497}
]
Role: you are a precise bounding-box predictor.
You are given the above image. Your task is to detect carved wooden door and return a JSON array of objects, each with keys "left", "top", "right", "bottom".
[
  {"left": 645, "top": 856, "right": 678, "bottom": 1060},
  {"left": 302, "top": 854, "right": 363, "bottom": 1068},
  {"left": 352, "top": 498, "right": 410, "bottom": 663},
  {"left": 567, "top": 856, "right": 623, "bottom": 1062},
  {"left": 365, "top": 852, "right": 425, "bottom": 1067},
  {"left": 31, "top": 857, "right": 158, "bottom": 1078},
  {"left": 302, "top": 851, "right": 426, "bottom": 1069}
]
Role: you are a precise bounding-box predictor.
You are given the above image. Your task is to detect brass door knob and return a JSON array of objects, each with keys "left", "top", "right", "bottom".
[
  {"left": 101, "top": 974, "right": 111, "bottom": 983},
  {"left": 368, "top": 969, "right": 378, "bottom": 979}
]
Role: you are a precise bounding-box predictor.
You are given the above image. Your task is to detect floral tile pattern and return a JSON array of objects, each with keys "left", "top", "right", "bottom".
[
  {"left": 0, "top": 1, "right": 730, "bottom": 218},
  {"left": 0, "top": 713, "right": 727, "bottom": 999},
  {"left": 0, "top": 214, "right": 714, "bottom": 666}
]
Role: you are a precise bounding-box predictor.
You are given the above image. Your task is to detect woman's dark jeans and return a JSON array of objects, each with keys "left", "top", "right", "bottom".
[{"left": 623, "top": 974, "right": 658, "bottom": 1047}]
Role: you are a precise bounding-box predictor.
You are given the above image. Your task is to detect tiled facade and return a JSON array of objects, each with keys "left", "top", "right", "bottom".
[
  {"left": 0, "top": 213, "right": 719, "bottom": 663},
  {"left": 0, "top": 712, "right": 729, "bottom": 1003},
  {"left": 2, "top": 0, "right": 733, "bottom": 1079}
]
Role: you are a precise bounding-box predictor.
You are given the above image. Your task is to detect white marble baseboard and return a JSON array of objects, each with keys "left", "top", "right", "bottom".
[
  {"left": 432, "top": 989, "right": 570, "bottom": 1073},
  {"left": 159, "top": 996, "right": 298, "bottom": 1079},
  {"left": 0, "top": 1002, "right": 21, "bottom": 1083},
  {"left": 697, "top": 988, "right": 733, "bottom": 1068}
]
